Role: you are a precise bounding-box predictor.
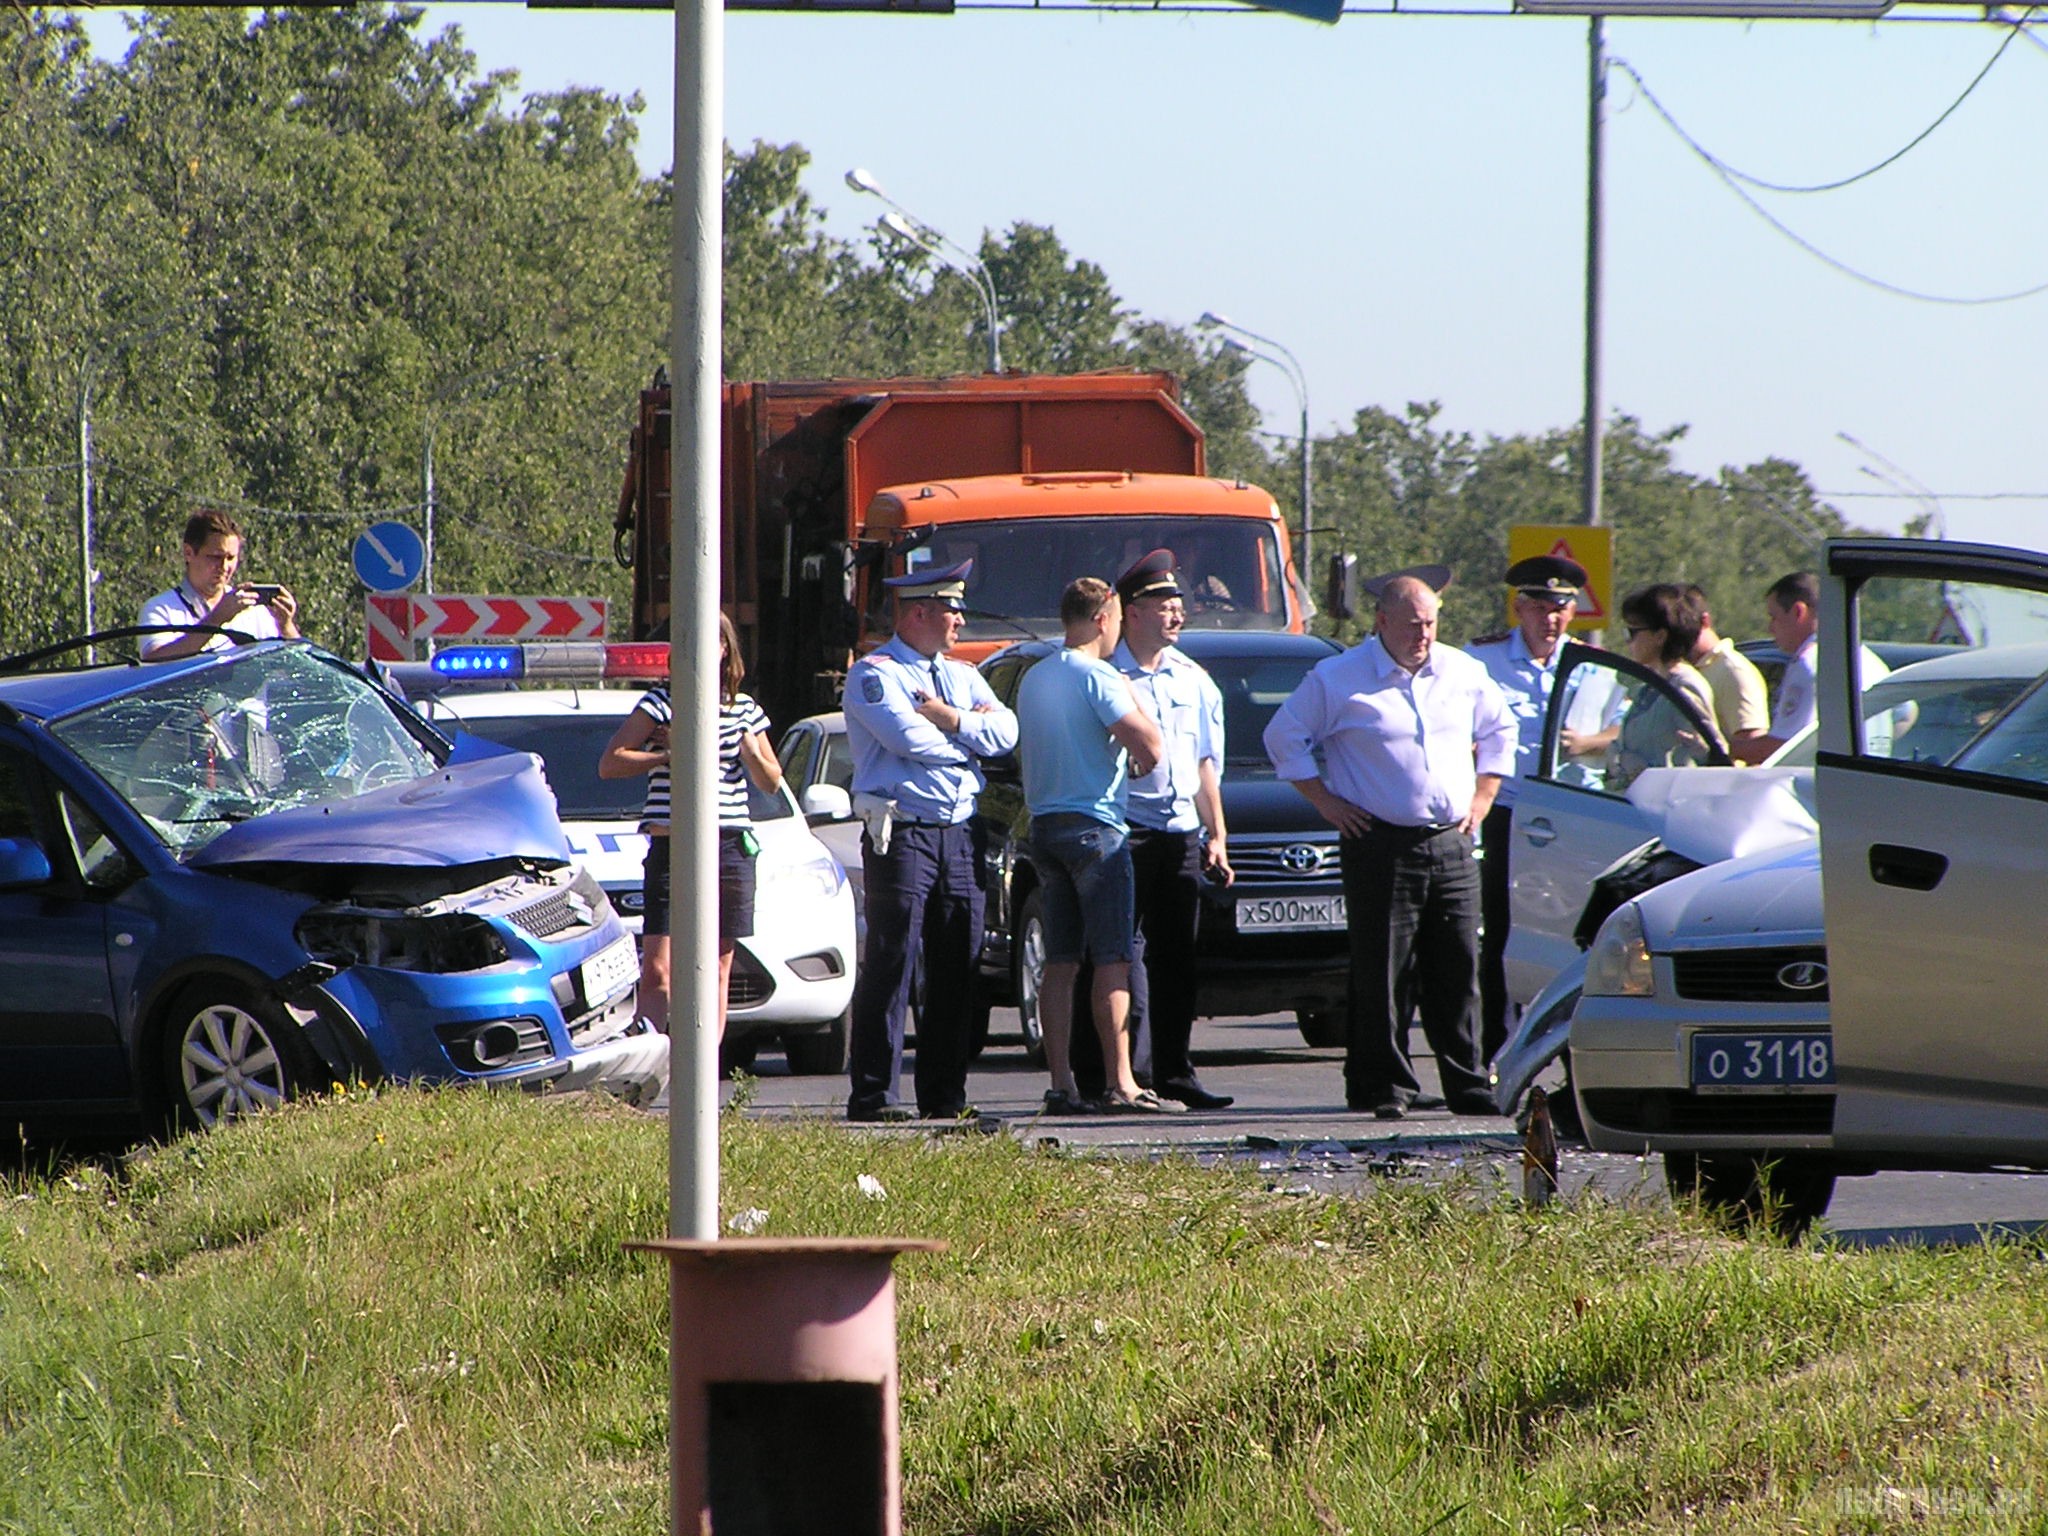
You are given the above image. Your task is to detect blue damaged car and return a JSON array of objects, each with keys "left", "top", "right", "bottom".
[{"left": 0, "top": 636, "right": 665, "bottom": 1134}]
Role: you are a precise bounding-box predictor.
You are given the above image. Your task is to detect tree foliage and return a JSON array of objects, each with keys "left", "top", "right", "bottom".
[{"left": 0, "top": 4, "right": 1890, "bottom": 667}]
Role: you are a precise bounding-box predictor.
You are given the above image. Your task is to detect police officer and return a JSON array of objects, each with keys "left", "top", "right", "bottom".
[
  {"left": 1465, "top": 554, "right": 1587, "bottom": 1064},
  {"left": 842, "top": 560, "right": 1018, "bottom": 1122},
  {"left": 1109, "top": 549, "right": 1236, "bottom": 1109}
]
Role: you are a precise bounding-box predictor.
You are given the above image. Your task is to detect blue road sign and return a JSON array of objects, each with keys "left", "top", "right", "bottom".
[{"left": 353, "top": 521, "right": 425, "bottom": 593}]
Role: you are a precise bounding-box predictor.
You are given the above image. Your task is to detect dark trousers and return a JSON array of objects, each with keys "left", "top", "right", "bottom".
[
  {"left": 1071, "top": 827, "right": 1203, "bottom": 1096},
  {"left": 1339, "top": 823, "right": 1489, "bottom": 1109},
  {"left": 1478, "top": 801, "right": 1516, "bottom": 1065},
  {"left": 847, "top": 822, "right": 984, "bottom": 1117}
]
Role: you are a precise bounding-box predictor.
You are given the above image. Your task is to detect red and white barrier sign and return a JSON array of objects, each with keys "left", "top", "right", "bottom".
[{"left": 366, "top": 594, "right": 608, "bottom": 661}]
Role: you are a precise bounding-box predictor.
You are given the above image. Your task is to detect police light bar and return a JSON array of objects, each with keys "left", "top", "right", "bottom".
[{"left": 430, "top": 642, "right": 670, "bottom": 681}]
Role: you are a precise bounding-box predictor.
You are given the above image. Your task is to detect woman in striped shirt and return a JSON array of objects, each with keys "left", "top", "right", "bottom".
[{"left": 600, "top": 613, "right": 783, "bottom": 1038}]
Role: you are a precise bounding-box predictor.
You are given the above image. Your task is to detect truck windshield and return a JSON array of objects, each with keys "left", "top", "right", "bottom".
[{"left": 911, "top": 516, "right": 1287, "bottom": 641}]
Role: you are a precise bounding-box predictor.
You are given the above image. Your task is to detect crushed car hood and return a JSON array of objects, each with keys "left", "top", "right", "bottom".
[
  {"left": 1624, "top": 766, "right": 1817, "bottom": 866},
  {"left": 1635, "top": 838, "right": 1823, "bottom": 948},
  {"left": 190, "top": 753, "right": 571, "bottom": 873}
]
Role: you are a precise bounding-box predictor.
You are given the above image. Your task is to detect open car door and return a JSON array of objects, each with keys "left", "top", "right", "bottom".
[
  {"left": 1817, "top": 539, "right": 2048, "bottom": 1161},
  {"left": 1502, "top": 641, "right": 1728, "bottom": 1009}
]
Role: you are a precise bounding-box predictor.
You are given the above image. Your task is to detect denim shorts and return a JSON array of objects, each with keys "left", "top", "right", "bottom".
[
  {"left": 642, "top": 831, "right": 756, "bottom": 942},
  {"left": 1030, "top": 813, "right": 1134, "bottom": 966}
]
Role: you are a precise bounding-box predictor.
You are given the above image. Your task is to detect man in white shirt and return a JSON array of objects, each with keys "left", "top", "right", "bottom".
[
  {"left": 1744, "top": 570, "right": 1892, "bottom": 761},
  {"left": 139, "top": 509, "right": 299, "bottom": 660},
  {"left": 1265, "top": 575, "right": 1517, "bottom": 1119}
]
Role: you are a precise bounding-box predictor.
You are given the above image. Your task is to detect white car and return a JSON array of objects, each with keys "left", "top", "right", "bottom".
[
  {"left": 401, "top": 650, "right": 857, "bottom": 1075},
  {"left": 1564, "top": 545, "right": 2048, "bottom": 1230}
]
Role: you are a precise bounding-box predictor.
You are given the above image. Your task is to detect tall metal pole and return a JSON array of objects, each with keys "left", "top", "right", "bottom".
[
  {"left": 1582, "top": 16, "right": 1606, "bottom": 527},
  {"left": 1297, "top": 401, "right": 1313, "bottom": 577},
  {"left": 671, "top": 0, "right": 723, "bottom": 1242},
  {"left": 78, "top": 384, "right": 95, "bottom": 639},
  {"left": 422, "top": 422, "right": 437, "bottom": 596}
]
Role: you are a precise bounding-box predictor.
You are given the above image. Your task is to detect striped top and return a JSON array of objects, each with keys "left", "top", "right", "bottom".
[{"left": 632, "top": 687, "right": 770, "bottom": 828}]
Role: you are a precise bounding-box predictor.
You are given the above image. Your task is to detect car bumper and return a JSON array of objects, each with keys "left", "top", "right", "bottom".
[{"left": 1572, "top": 991, "right": 1835, "bottom": 1154}]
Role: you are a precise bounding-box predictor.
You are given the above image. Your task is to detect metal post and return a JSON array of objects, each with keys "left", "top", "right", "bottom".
[
  {"left": 671, "top": 0, "right": 723, "bottom": 1243},
  {"left": 1297, "top": 402, "right": 1312, "bottom": 576},
  {"left": 1582, "top": 16, "right": 1606, "bottom": 528},
  {"left": 78, "top": 385, "right": 95, "bottom": 640},
  {"left": 422, "top": 421, "right": 437, "bottom": 596}
]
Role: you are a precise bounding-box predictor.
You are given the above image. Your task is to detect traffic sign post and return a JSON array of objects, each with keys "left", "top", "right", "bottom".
[
  {"left": 1507, "top": 524, "right": 1615, "bottom": 633},
  {"left": 365, "top": 593, "right": 609, "bottom": 661},
  {"left": 353, "top": 521, "right": 426, "bottom": 594}
]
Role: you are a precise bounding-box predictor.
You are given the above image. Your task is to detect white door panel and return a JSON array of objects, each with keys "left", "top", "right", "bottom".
[{"left": 1503, "top": 778, "right": 1656, "bottom": 1008}]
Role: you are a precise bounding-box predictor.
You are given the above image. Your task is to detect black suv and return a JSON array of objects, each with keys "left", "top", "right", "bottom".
[{"left": 972, "top": 630, "right": 1351, "bottom": 1053}]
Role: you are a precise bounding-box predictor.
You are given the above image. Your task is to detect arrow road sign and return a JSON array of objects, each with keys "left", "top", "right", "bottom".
[
  {"left": 353, "top": 521, "right": 426, "bottom": 593},
  {"left": 364, "top": 593, "right": 609, "bottom": 660}
]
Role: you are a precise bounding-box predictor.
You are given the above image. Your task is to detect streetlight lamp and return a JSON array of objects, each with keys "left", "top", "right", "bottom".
[
  {"left": 1198, "top": 312, "right": 1313, "bottom": 573},
  {"left": 846, "top": 167, "right": 1002, "bottom": 373},
  {"left": 423, "top": 354, "right": 553, "bottom": 594}
]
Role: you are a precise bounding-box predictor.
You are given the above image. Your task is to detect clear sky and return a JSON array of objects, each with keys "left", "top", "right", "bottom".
[{"left": 85, "top": 4, "right": 2048, "bottom": 551}]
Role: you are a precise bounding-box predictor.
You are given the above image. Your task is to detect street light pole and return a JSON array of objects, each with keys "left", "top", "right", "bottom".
[
  {"left": 1583, "top": 17, "right": 1607, "bottom": 528},
  {"left": 848, "top": 169, "right": 1003, "bottom": 373},
  {"left": 1198, "top": 313, "right": 1313, "bottom": 573}
]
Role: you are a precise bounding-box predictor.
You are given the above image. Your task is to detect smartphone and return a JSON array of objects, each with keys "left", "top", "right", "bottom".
[{"left": 248, "top": 584, "right": 282, "bottom": 603}]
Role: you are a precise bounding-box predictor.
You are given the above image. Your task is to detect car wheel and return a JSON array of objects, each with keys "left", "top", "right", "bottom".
[
  {"left": 1664, "top": 1152, "right": 1836, "bottom": 1240},
  {"left": 783, "top": 1007, "right": 851, "bottom": 1076},
  {"left": 1296, "top": 1007, "right": 1346, "bottom": 1049},
  {"left": 1014, "top": 888, "right": 1047, "bottom": 1064},
  {"left": 163, "top": 979, "right": 323, "bottom": 1131}
]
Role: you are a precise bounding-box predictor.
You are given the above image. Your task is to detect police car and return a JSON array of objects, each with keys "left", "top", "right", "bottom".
[{"left": 401, "top": 644, "right": 857, "bottom": 1074}]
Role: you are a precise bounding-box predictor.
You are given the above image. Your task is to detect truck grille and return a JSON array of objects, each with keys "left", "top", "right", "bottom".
[
  {"left": 1228, "top": 836, "right": 1343, "bottom": 887},
  {"left": 1671, "top": 947, "right": 1830, "bottom": 1003},
  {"left": 508, "top": 870, "right": 611, "bottom": 941}
]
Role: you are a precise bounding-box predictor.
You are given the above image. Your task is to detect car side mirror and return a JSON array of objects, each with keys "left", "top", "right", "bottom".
[
  {"left": 800, "top": 783, "right": 853, "bottom": 824},
  {"left": 0, "top": 837, "right": 53, "bottom": 890}
]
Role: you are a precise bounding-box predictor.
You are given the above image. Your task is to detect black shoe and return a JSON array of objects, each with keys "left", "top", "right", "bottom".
[
  {"left": 847, "top": 1103, "right": 915, "bottom": 1124},
  {"left": 1447, "top": 1094, "right": 1500, "bottom": 1117},
  {"left": 1157, "top": 1077, "right": 1234, "bottom": 1110},
  {"left": 1410, "top": 1093, "right": 1447, "bottom": 1111},
  {"left": 1372, "top": 1101, "right": 1406, "bottom": 1121}
]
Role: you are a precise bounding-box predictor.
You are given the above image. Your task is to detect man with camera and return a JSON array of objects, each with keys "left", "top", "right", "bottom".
[{"left": 139, "top": 509, "right": 300, "bottom": 660}]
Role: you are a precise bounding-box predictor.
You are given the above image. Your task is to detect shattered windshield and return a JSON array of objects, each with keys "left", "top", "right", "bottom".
[{"left": 50, "top": 647, "right": 442, "bottom": 858}]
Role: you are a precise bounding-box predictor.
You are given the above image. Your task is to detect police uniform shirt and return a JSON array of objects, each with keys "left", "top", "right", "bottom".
[
  {"left": 1112, "top": 640, "right": 1224, "bottom": 834},
  {"left": 1264, "top": 637, "right": 1517, "bottom": 827},
  {"left": 1464, "top": 628, "right": 1563, "bottom": 809},
  {"left": 843, "top": 635, "right": 1018, "bottom": 826}
]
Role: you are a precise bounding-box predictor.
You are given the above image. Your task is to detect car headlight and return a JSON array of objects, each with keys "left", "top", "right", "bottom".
[
  {"left": 767, "top": 844, "right": 846, "bottom": 903},
  {"left": 1583, "top": 902, "right": 1655, "bottom": 997}
]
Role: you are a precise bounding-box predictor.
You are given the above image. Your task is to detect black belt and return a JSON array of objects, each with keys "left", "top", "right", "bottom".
[{"left": 1359, "top": 819, "right": 1460, "bottom": 841}]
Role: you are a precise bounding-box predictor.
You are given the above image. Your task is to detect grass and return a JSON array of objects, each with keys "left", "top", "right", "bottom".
[{"left": 0, "top": 1086, "right": 2045, "bottom": 1533}]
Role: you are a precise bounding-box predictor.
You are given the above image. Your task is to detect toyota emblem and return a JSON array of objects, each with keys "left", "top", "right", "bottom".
[
  {"left": 1776, "top": 960, "right": 1828, "bottom": 992},
  {"left": 1279, "top": 843, "right": 1326, "bottom": 875}
]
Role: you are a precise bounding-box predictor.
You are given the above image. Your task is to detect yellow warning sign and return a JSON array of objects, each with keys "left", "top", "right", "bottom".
[{"left": 1506, "top": 524, "right": 1615, "bottom": 633}]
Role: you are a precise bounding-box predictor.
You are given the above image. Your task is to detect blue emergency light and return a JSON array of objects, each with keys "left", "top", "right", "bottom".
[{"left": 430, "top": 642, "right": 669, "bottom": 681}]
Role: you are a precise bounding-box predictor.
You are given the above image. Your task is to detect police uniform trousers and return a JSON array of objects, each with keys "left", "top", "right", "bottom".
[
  {"left": 1338, "top": 821, "right": 1490, "bottom": 1111},
  {"left": 847, "top": 820, "right": 985, "bottom": 1118},
  {"left": 1478, "top": 800, "right": 1516, "bottom": 1065},
  {"left": 1070, "top": 826, "right": 1202, "bottom": 1096}
]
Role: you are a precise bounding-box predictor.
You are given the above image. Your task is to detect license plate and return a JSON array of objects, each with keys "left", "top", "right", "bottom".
[
  {"left": 1690, "top": 1031, "right": 1834, "bottom": 1093},
  {"left": 1236, "top": 893, "right": 1347, "bottom": 933},
  {"left": 578, "top": 936, "right": 639, "bottom": 1007}
]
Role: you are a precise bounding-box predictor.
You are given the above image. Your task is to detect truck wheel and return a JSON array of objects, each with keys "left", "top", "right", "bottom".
[
  {"left": 1664, "top": 1152, "right": 1835, "bottom": 1240},
  {"left": 1296, "top": 1007, "right": 1346, "bottom": 1049},
  {"left": 783, "top": 1007, "right": 851, "bottom": 1076},
  {"left": 163, "top": 979, "right": 324, "bottom": 1131},
  {"left": 1013, "top": 889, "right": 1047, "bottom": 1064}
]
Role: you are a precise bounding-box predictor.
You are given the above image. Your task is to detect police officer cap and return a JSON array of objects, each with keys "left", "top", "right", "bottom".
[
  {"left": 1114, "top": 549, "right": 1182, "bottom": 604},
  {"left": 1505, "top": 554, "right": 1586, "bottom": 603},
  {"left": 885, "top": 558, "right": 973, "bottom": 610},
  {"left": 1361, "top": 563, "right": 1454, "bottom": 600}
]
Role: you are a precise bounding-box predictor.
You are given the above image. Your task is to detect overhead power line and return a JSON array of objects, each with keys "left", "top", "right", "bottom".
[{"left": 1612, "top": 49, "right": 2048, "bottom": 306}]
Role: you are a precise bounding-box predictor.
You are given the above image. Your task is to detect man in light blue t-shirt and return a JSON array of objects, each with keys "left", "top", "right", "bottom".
[{"left": 1015, "top": 577, "right": 1171, "bottom": 1114}]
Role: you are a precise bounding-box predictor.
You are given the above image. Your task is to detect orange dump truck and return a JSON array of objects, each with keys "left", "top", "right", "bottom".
[{"left": 613, "top": 369, "right": 1308, "bottom": 728}]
